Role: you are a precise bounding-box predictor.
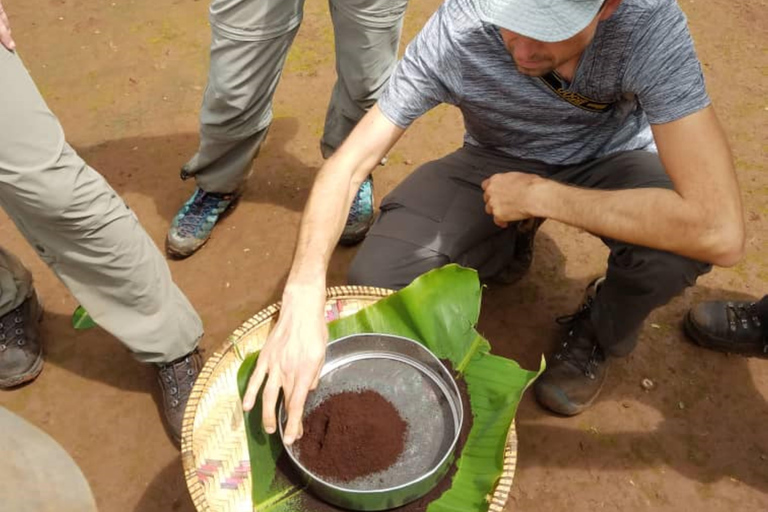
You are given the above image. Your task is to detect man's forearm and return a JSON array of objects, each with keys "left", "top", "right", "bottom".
[
  {"left": 527, "top": 179, "right": 740, "bottom": 266},
  {"left": 284, "top": 106, "right": 405, "bottom": 297}
]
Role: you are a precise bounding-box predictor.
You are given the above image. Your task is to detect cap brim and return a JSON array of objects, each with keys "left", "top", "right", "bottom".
[{"left": 476, "top": 0, "right": 603, "bottom": 43}]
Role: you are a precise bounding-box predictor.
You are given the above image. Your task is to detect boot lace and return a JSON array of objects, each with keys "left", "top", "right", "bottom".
[
  {"left": 554, "top": 297, "right": 604, "bottom": 379},
  {"left": 0, "top": 306, "right": 26, "bottom": 352},
  {"left": 158, "top": 351, "right": 200, "bottom": 409},
  {"left": 726, "top": 302, "right": 767, "bottom": 353},
  {"left": 175, "top": 190, "right": 232, "bottom": 238}
]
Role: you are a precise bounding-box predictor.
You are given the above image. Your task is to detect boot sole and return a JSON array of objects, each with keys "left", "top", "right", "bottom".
[
  {"left": 534, "top": 370, "right": 607, "bottom": 417},
  {"left": 0, "top": 354, "right": 44, "bottom": 388},
  {"left": 0, "top": 299, "right": 44, "bottom": 389},
  {"left": 683, "top": 311, "right": 768, "bottom": 357},
  {"left": 165, "top": 196, "right": 240, "bottom": 259}
]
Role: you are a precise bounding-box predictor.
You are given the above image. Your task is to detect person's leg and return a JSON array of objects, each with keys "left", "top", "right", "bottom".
[
  {"left": 349, "top": 146, "right": 552, "bottom": 289},
  {"left": 0, "top": 407, "right": 98, "bottom": 512},
  {"left": 167, "top": 0, "right": 304, "bottom": 257},
  {"left": 0, "top": 247, "right": 42, "bottom": 387},
  {"left": 684, "top": 294, "right": 768, "bottom": 356},
  {"left": 0, "top": 246, "right": 33, "bottom": 315},
  {"left": 323, "top": 0, "right": 409, "bottom": 245},
  {"left": 534, "top": 151, "right": 712, "bottom": 415},
  {"left": 0, "top": 49, "right": 203, "bottom": 442}
]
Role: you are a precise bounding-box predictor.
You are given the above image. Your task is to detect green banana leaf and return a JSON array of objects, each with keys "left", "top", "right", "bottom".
[
  {"left": 237, "top": 264, "right": 544, "bottom": 511},
  {"left": 72, "top": 305, "right": 97, "bottom": 330}
]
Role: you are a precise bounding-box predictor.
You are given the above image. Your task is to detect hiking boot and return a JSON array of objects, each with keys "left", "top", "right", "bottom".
[
  {"left": 535, "top": 277, "right": 609, "bottom": 416},
  {"left": 339, "top": 176, "right": 374, "bottom": 246},
  {"left": 166, "top": 188, "right": 238, "bottom": 258},
  {"left": 156, "top": 349, "right": 202, "bottom": 445},
  {"left": 684, "top": 299, "right": 768, "bottom": 357},
  {"left": 495, "top": 218, "right": 544, "bottom": 284},
  {"left": 0, "top": 293, "right": 44, "bottom": 388}
]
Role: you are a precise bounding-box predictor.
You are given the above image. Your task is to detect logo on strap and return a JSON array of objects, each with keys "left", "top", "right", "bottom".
[{"left": 539, "top": 72, "right": 614, "bottom": 113}]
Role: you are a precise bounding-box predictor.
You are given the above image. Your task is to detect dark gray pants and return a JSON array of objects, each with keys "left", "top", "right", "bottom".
[{"left": 349, "top": 146, "right": 711, "bottom": 356}]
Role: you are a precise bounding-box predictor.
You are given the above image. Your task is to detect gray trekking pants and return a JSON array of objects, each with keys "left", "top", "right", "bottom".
[
  {"left": 0, "top": 406, "right": 98, "bottom": 512},
  {"left": 0, "top": 50, "right": 202, "bottom": 363},
  {"left": 180, "top": 0, "right": 409, "bottom": 193},
  {"left": 349, "top": 146, "right": 712, "bottom": 356}
]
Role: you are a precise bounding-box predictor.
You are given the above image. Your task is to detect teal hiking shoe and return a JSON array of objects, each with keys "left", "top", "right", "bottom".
[
  {"left": 339, "top": 176, "right": 374, "bottom": 246},
  {"left": 166, "top": 188, "right": 238, "bottom": 258}
]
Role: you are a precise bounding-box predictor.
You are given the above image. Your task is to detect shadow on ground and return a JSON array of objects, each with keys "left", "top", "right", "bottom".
[
  {"left": 476, "top": 231, "right": 768, "bottom": 496},
  {"left": 75, "top": 118, "right": 318, "bottom": 223}
]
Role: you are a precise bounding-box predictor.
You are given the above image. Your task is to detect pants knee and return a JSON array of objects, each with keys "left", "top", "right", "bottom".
[{"left": 348, "top": 236, "right": 448, "bottom": 291}]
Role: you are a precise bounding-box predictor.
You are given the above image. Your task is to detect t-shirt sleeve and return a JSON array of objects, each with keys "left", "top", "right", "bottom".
[
  {"left": 377, "top": 1, "right": 463, "bottom": 129},
  {"left": 622, "top": 1, "right": 710, "bottom": 125}
]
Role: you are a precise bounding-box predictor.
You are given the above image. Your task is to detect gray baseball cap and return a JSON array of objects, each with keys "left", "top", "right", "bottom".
[{"left": 476, "top": 0, "right": 605, "bottom": 42}]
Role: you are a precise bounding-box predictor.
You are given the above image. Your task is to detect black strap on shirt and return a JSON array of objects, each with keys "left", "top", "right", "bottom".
[{"left": 538, "top": 71, "right": 614, "bottom": 114}]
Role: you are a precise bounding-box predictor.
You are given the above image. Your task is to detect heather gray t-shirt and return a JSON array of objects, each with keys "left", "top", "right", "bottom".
[{"left": 378, "top": 0, "right": 710, "bottom": 165}]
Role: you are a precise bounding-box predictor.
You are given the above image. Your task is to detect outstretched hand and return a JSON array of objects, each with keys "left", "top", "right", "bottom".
[
  {"left": 241, "top": 290, "right": 327, "bottom": 445},
  {"left": 0, "top": 1, "right": 16, "bottom": 51}
]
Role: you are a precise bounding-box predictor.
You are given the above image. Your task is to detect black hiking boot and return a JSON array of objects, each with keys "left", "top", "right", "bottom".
[
  {"left": 0, "top": 292, "right": 44, "bottom": 388},
  {"left": 535, "top": 277, "right": 609, "bottom": 416},
  {"left": 156, "top": 349, "right": 203, "bottom": 445},
  {"left": 684, "top": 298, "right": 768, "bottom": 357},
  {"left": 495, "top": 218, "right": 544, "bottom": 285}
]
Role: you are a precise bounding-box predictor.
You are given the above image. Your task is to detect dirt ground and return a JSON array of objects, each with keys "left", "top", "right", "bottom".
[{"left": 1, "top": 0, "right": 766, "bottom": 510}]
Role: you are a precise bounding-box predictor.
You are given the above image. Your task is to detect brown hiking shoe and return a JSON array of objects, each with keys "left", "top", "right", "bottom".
[
  {"left": 0, "top": 293, "right": 44, "bottom": 388},
  {"left": 535, "top": 277, "right": 609, "bottom": 416},
  {"left": 156, "top": 349, "right": 202, "bottom": 445}
]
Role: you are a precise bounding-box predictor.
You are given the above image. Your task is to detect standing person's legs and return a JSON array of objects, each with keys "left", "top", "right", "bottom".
[
  {"left": 0, "top": 407, "right": 98, "bottom": 512},
  {"left": 0, "top": 246, "right": 33, "bottom": 315},
  {"left": 349, "top": 146, "right": 552, "bottom": 289},
  {"left": 0, "top": 49, "right": 203, "bottom": 442},
  {"left": 167, "top": 0, "right": 304, "bottom": 257},
  {"left": 534, "top": 151, "right": 712, "bottom": 415},
  {"left": 324, "top": 0, "right": 409, "bottom": 245}
]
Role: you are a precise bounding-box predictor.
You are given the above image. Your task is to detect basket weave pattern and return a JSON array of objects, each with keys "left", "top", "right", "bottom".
[{"left": 181, "top": 285, "right": 517, "bottom": 512}]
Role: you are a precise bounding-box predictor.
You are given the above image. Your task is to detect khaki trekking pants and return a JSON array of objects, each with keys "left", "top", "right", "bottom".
[
  {"left": 180, "top": 0, "right": 409, "bottom": 193},
  {"left": 0, "top": 406, "right": 98, "bottom": 512},
  {"left": 0, "top": 49, "right": 202, "bottom": 363}
]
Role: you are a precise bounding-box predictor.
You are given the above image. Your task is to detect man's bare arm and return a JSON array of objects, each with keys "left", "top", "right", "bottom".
[
  {"left": 242, "top": 105, "right": 405, "bottom": 445},
  {"left": 483, "top": 106, "right": 745, "bottom": 266}
]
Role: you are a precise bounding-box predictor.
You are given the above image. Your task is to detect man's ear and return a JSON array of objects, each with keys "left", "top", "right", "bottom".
[{"left": 598, "top": 0, "right": 623, "bottom": 21}]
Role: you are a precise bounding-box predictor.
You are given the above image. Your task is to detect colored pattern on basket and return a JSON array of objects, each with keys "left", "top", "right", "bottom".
[
  {"left": 219, "top": 461, "right": 251, "bottom": 490},
  {"left": 197, "top": 459, "right": 223, "bottom": 480},
  {"left": 324, "top": 299, "right": 364, "bottom": 322},
  {"left": 196, "top": 459, "right": 250, "bottom": 491}
]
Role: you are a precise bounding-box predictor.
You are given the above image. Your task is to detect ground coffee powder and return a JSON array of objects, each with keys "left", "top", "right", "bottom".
[
  {"left": 296, "top": 390, "right": 408, "bottom": 482},
  {"left": 283, "top": 368, "right": 474, "bottom": 512}
]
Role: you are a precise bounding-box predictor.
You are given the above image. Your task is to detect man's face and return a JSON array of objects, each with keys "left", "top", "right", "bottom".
[{"left": 499, "top": 25, "right": 597, "bottom": 77}]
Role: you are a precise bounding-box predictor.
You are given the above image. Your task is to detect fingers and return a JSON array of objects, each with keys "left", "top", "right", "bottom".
[
  {"left": 0, "top": 5, "right": 15, "bottom": 51},
  {"left": 242, "top": 360, "right": 267, "bottom": 412},
  {"left": 261, "top": 374, "right": 282, "bottom": 435},
  {"left": 283, "top": 377, "right": 312, "bottom": 445}
]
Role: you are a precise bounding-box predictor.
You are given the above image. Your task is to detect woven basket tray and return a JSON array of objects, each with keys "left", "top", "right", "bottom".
[{"left": 181, "top": 285, "right": 517, "bottom": 512}]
